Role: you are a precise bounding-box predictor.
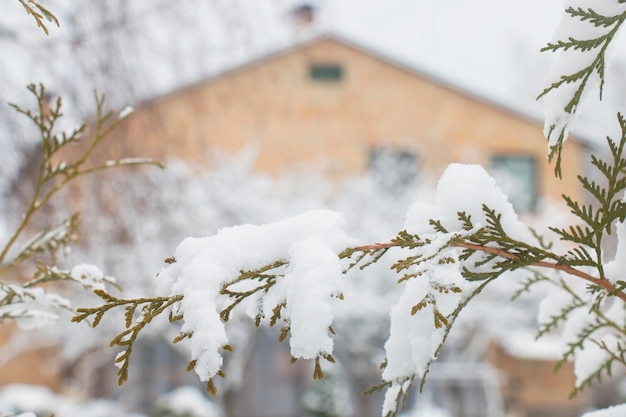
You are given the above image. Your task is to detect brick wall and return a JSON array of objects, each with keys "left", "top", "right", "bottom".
[{"left": 94, "top": 37, "right": 586, "bottom": 205}]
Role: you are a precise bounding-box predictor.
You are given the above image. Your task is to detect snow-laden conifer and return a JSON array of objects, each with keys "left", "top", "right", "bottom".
[{"left": 7, "top": 3, "right": 626, "bottom": 417}]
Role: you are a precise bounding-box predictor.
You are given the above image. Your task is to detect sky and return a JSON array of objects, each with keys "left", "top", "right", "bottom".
[
  {"left": 317, "top": 0, "right": 624, "bottom": 138},
  {"left": 323, "top": 0, "right": 562, "bottom": 101},
  {"left": 0, "top": 1, "right": 609, "bottom": 117},
  {"left": 0, "top": 0, "right": 568, "bottom": 109}
]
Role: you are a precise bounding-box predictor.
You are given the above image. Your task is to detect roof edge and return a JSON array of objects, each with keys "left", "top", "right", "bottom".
[{"left": 137, "top": 30, "right": 596, "bottom": 149}]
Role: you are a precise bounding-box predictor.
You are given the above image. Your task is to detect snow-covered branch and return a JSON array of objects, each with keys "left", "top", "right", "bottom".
[
  {"left": 76, "top": 143, "right": 626, "bottom": 416},
  {"left": 540, "top": 1, "right": 626, "bottom": 176}
]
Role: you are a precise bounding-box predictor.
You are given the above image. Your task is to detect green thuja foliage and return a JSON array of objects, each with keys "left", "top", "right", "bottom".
[
  {"left": 552, "top": 113, "right": 626, "bottom": 273},
  {"left": 506, "top": 115, "right": 626, "bottom": 400},
  {"left": 538, "top": 3, "right": 626, "bottom": 177}
]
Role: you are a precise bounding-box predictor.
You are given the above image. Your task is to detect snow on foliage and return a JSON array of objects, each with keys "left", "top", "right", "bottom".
[
  {"left": 70, "top": 264, "right": 111, "bottom": 291},
  {"left": 0, "top": 261, "right": 118, "bottom": 331},
  {"left": 92, "top": 162, "right": 548, "bottom": 417},
  {"left": 604, "top": 211, "right": 626, "bottom": 285},
  {"left": 68, "top": 131, "right": 626, "bottom": 417},
  {"left": 0, "top": 284, "right": 68, "bottom": 330},
  {"left": 6, "top": 3, "right": 626, "bottom": 417},
  {"left": 404, "top": 164, "right": 532, "bottom": 242},
  {"left": 159, "top": 210, "right": 357, "bottom": 382},
  {"left": 540, "top": 1, "right": 626, "bottom": 174},
  {"left": 381, "top": 164, "right": 533, "bottom": 413}
]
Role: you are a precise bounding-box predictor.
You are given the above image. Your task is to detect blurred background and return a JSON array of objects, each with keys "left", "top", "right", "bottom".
[{"left": 2, "top": 1, "right": 626, "bottom": 417}]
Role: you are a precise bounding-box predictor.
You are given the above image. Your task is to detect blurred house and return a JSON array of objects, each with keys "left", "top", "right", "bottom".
[
  {"left": 0, "top": 325, "right": 61, "bottom": 391},
  {"left": 92, "top": 32, "right": 589, "bottom": 213},
  {"left": 2, "top": 31, "right": 597, "bottom": 417},
  {"left": 488, "top": 342, "right": 590, "bottom": 417},
  {"left": 82, "top": 33, "right": 593, "bottom": 415}
]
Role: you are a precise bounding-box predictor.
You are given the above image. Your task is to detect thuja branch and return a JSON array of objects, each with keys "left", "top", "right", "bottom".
[
  {"left": 220, "top": 260, "right": 287, "bottom": 323},
  {"left": 538, "top": 7, "right": 626, "bottom": 176},
  {"left": 352, "top": 242, "right": 397, "bottom": 251},
  {"left": 349, "top": 239, "right": 626, "bottom": 303},
  {"left": 72, "top": 290, "right": 183, "bottom": 385},
  {"left": 0, "top": 84, "right": 163, "bottom": 272}
]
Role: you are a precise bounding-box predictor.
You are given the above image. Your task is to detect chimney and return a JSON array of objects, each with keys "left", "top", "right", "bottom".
[{"left": 291, "top": 4, "right": 316, "bottom": 29}]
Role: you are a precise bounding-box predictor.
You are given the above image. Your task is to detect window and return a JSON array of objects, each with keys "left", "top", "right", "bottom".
[
  {"left": 369, "top": 147, "right": 419, "bottom": 191},
  {"left": 309, "top": 63, "right": 343, "bottom": 82},
  {"left": 490, "top": 154, "right": 538, "bottom": 212}
]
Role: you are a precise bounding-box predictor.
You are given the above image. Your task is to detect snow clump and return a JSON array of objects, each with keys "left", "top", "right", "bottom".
[
  {"left": 382, "top": 164, "right": 532, "bottom": 414},
  {"left": 158, "top": 209, "right": 358, "bottom": 382}
]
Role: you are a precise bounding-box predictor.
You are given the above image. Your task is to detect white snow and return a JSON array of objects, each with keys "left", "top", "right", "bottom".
[
  {"left": 498, "top": 330, "right": 562, "bottom": 361},
  {"left": 400, "top": 404, "right": 453, "bottom": 417},
  {"left": 283, "top": 237, "right": 343, "bottom": 359},
  {"left": 0, "top": 285, "right": 70, "bottom": 330},
  {"left": 0, "top": 384, "right": 57, "bottom": 414},
  {"left": 604, "top": 212, "right": 626, "bottom": 285},
  {"left": 114, "top": 350, "right": 126, "bottom": 369},
  {"left": 70, "top": 263, "right": 110, "bottom": 290},
  {"left": 573, "top": 336, "right": 614, "bottom": 388},
  {"left": 542, "top": 0, "right": 626, "bottom": 148},
  {"left": 118, "top": 106, "right": 134, "bottom": 119},
  {"left": 159, "top": 209, "right": 357, "bottom": 381},
  {"left": 380, "top": 163, "right": 538, "bottom": 415},
  {"left": 582, "top": 403, "right": 626, "bottom": 417},
  {"left": 404, "top": 164, "right": 533, "bottom": 244},
  {"left": 382, "top": 383, "right": 404, "bottom": 417},
  {"left": 0, "top": 383, "right": 144, "bottom": 417}
]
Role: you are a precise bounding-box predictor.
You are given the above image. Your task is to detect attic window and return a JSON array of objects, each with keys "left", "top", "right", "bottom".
[{"left": 309, "top": 63, "right": 343, "bottom": 82}]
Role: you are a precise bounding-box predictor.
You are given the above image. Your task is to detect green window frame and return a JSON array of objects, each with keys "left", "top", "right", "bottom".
[
  {"left": 490, "top": 154, "right": 538, "bottom": 212},
  {"left": 309, "top": 63, "right": 344, "bottom": 82}
]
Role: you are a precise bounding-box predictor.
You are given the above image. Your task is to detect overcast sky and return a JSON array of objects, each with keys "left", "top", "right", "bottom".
[
  {"left": 4, "top": 1, "right": 617, "bottom": 115},
  {"left": 1, "top": 0, "right": 565, "bottom": 106},
  {"left": 324, "top": 0, "right": 561, "bottom": 98}
]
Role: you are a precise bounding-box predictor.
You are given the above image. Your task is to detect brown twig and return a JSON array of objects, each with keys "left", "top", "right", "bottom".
[
  {"left": 351, "top": 240, "right": 626, "bottom": 303},
  {"left": 352, "top": 242, "right": 398, "bottom": 251}
]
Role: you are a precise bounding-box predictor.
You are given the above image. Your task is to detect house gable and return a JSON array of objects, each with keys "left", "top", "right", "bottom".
[{"left": 102, "top": 35, "right": 586, "bottom": 204}]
